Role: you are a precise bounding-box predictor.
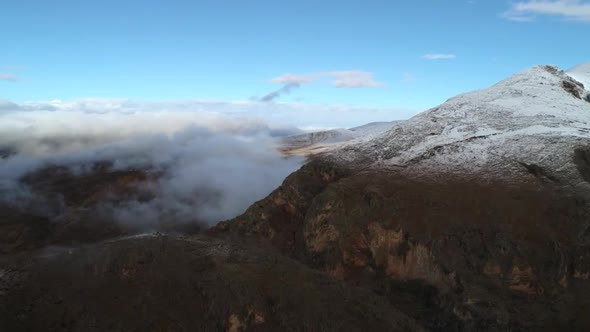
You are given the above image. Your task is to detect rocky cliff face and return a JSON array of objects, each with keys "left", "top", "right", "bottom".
[
  {"left": 0, "top": 234, "right": 423, "bottom": 332},
  {"left": 214, "top": 64, "right": 590, "bottom": 330},
  {"left": 215, "top": 159, "right": 590, "bottom": 330}
]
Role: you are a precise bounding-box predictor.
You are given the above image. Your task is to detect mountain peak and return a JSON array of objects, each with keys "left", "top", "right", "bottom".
[
  {"left": 328, "top": 64, "right": 590, "bottom": 183},
  {"left": 443, "top": 64, "right": 589, "bottom": 115}
]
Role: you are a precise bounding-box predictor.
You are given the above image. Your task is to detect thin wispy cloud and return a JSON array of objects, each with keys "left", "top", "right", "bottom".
[
  {"left": 0, "top": 65, "right": 27, "bottom": 82},
  {"left": 271, "top": 71, "right": 384, "bottom": 87},
  {"left": 1, "top": 65, "right": 27, "bottom": 72},
  {"left": 502, "top": 13, "right": 536, "bottom": 22},
  {"left": 327, "top": 71, "right": 384, "bottom": 88},
  {"left": 271, "top": 73, "right": 315, "bottom": 85},
  {"left": 262, "top": 71, "right": 384, "bottom": 102},
  {"left": 402, "top": 73, "right": 417, "bottom": 83},
  {"left": 503, "top": 0, "right": 590, "bottom": 22},
  {"left": 421, "top": 54, "right": 456, "bottom": 60},
  {"left": 260, "top": 83, "right": 302, "bottom": 102},
  {"left": 0, "top": 73, "right": 20, "bottom": 82},
  {"left": 261, "top": 73, "right": 315, "bottom": 102}
]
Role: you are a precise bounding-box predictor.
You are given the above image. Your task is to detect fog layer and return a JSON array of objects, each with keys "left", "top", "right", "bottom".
[{"left": 0, "top": 107, "right": 303, "bottom": 229}]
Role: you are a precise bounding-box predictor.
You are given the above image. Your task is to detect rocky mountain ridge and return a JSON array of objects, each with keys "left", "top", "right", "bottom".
[
  {"left": 215, "top": 63, "right": 590, "bottom": 330},
  {"left": 334, "top": 65, "right": 590, "bottom": 181}
]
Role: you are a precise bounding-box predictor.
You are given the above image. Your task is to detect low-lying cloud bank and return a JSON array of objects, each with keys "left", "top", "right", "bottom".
[
  {"left": 0, "top": 98, "right": 418, "bottom": 130},
  {"left": 0, "top": 100, "right": 307, "bottom": 230}
]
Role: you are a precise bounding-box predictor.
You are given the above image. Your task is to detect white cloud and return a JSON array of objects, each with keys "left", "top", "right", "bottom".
[
  {"left": 269, "top": 70, "right": 384, "bottom": 89},
  {"left": 503, "top": 0, "right": 590, "bottom": 22},
  {"left": 502, "top": 13, "right": 537, "bottom": 22},
  {"left": 421, "top": 54, "right": 457, "bottom": 60},
  {"left": 0, "top": 101, "right": 305, "bottom": 227},
  {"left": 327, "top": 71, "right": 384, "bottom": 88},
  {"left": 271, "top": 73, "right": 315, "bottom": 85},
  {"left": 0, "top": 98, "right": 417, "bottom": 229}
]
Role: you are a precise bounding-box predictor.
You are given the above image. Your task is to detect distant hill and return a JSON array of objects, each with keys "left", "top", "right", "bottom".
[{"left": 281, "top": 121, "right": 402, "bottom": 155}]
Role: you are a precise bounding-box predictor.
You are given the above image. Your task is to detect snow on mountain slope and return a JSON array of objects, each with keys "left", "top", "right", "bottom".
[
  {"left": 281, "top": 121, "right": 402, "bottom": 155},
  {"left": 283, "top": 128, "right": 356, "bottom": 148},
  {"left": 333, "top": 65, "right": 590, "bottom": 184},
  {"left": 349, "top": 121, "right": 402, "bottom": 136},
  {"left": 568, "top": 63, "right": 590, "bottom": 90}
]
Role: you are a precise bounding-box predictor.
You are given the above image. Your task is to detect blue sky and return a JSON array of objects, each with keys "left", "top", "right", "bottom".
[{"left": 1, "top": 0, "right": 589, "bottom": 119}]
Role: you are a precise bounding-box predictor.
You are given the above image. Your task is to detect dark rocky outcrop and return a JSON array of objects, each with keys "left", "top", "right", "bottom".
[
  {"left": 213, "top": 158, "right": 590, "bottom": 330},
  {"left": 212, "top": 159, "right": 351, "bottom": 258},
  {"left": 563, "top": 80, "right": 583, "bottom": 99},
  {"left": 574, "top": 147, "right": 590, "bottom": 184},
  {"left": 0, "top": 235, "right": 423, "bottom": 332}
]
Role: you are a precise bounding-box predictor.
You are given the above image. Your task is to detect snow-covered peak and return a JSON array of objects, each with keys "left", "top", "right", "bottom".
[
  {"left": 567, "top": 62, "right": 590, "bottom": 90},
  {"left": 435, "top": 65, "right": 588, "bottom": 119},
  {"left": 331, "top": 65, "right": 590, "bottom": 184}
]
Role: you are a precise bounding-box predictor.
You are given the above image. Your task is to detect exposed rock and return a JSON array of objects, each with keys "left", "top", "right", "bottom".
[
  {"left": 574, "top": 146, "right": 590, "bottom": 184},
  {"left": 563, "top": 80, "right": 583, "bottom": 99},
  {"left": 211, "top": 159, "right": 351, "bottom": 258},
  {"left": 217, "top": 161, "right": 590, "bottom": 329},
  {"left": 0, "top": 235, "right": 424, "bottom": 332}
]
